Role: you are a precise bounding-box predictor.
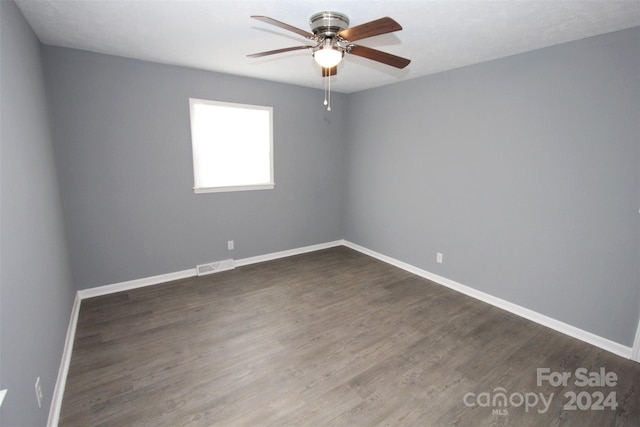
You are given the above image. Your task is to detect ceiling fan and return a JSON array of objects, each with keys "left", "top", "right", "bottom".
[{"left": 248, "top": 11, "right": 411, "bottom": 81}]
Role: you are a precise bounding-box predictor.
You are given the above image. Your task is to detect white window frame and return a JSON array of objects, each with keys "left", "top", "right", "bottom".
[{"left": 189, "top": 98, "right": 274, "bottom": 193}]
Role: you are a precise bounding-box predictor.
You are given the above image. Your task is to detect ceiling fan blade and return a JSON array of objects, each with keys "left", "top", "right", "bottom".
[
  {"left": 322, "top": 66, "right": 338, "bottom": 77},
  {"left": 247, "top": 45, "right": 313, "bottom": 58},
  {"left": 251, "top": 16, "right": 317, "bottom": 41},
  {"left": 348, "top": 45, "right": 411, "bottom": 69},
  {"left": 338, "top": 17, "right": 402, "bottom": 42}
]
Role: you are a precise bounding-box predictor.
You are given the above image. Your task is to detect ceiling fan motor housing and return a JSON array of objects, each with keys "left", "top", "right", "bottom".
[{"left": 310, "top": 11, "right": 350, "bottom": 38}]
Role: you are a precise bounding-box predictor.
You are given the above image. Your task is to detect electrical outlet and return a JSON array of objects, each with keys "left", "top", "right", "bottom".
[
  {"left": 35, "top": 377, "right": 43, "bottom": 408},
  {"left": 227, "top": 240, "right": 234, "bottom": 250},
  {"left": 436, "top": 252, "right": 443, "bottom": 264}
]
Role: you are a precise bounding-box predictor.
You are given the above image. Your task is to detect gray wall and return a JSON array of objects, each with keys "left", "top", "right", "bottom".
[
  {"left": 42, "top": 47, "right": 347, "bottom": 290},
  {"left": 0, "top": 1, "right": 76, "bottom": 425},
  {"left": 344, "top": 28, "right": 640, "bottom": 347}
]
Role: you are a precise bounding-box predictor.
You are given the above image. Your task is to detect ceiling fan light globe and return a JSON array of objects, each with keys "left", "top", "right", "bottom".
[{"left": 314, "top": 47, "right": 343, "bottom": 68}]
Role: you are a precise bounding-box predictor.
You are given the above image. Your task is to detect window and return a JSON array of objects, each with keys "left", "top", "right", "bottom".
[{"left": 189, "top": 98, "right": 274, "bottom": 193}]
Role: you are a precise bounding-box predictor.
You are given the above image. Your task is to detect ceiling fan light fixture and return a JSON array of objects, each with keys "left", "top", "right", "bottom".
[{"left": 313, "top": 41, "right": 343, "bottom": 68}]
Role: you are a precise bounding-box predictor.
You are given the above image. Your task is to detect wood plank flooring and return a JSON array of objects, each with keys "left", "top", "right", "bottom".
[{"left": 59, "top": 247, "right": 640, "bottom": 426}]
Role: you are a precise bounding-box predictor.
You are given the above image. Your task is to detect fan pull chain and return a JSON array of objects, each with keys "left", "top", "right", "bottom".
[
  {"left": 327, "top": 74, "right": 332, "bottom": 112},
  {"left": 324, "top": 73, "right": 328, "bottom": 106}
]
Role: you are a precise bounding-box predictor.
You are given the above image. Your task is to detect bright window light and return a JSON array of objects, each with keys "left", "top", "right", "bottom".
[{"left": 189, "top": 98, "right": 274, "bottom": 193}]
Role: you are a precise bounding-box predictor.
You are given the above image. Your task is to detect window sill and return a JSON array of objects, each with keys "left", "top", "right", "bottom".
[{"left": 194, "top": 183, "right": 275, "bottom": 194}]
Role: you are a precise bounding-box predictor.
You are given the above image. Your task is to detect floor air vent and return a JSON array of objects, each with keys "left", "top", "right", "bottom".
[{"left": 196, "top": 259, "right": 235, "bottom": 276}]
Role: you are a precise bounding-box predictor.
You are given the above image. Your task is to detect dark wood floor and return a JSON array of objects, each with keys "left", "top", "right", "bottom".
[{"left": 60, "top": 247, "right": 639, "bottom": 426}]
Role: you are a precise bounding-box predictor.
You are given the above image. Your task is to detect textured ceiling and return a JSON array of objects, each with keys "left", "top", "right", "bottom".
[{"left": 15, "top": 0, "right": 640, "bottom": 93}]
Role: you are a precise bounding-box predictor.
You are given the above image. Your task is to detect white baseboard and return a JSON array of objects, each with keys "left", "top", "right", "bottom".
[
  {"left": 77, "top": 268, "right": 197, "bottom": 300},
  {"left": 632, "top": 320, "right": 640, "bottom": 362},
  {"left": 342, "top": 240, "right": 635, "bottom": 360},
  {"left": 77, "top": 240, "right": 344, "bottom": 300},
  {"left": 234, "top": 240, "right": 343, "bottom": 267},
  {"left": 47, "top": 293, "right": 81, "bottom": 427}
]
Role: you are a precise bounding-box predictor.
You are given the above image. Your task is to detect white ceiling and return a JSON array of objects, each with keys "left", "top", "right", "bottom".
[{"left": 15, "top": 0, "right": 640, "bottom": 93}]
